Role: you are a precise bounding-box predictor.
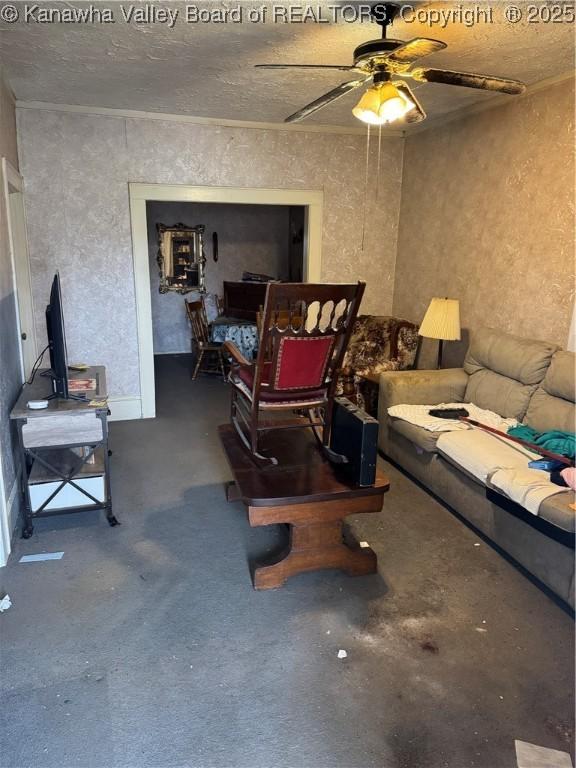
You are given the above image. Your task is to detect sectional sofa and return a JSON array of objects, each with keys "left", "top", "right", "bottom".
[{"left": 378, "top": 327, "right": 575, "bottom": 608}]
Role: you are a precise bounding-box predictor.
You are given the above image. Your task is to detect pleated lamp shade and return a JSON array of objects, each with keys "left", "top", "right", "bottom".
[{"left": 419, "top": 298, "right": 461, "bottom": 341}]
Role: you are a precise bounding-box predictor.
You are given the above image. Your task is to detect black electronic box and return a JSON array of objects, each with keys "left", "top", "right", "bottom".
[{"left": 329, "top": 397, "right": 379, "bottom": 487}]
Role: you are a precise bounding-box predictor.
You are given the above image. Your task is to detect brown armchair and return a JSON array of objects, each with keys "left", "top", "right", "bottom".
[
  {"left": 225, "top": 282, "right": 365, "bottom": 466},
  {"left": 338, "top": 316, "right": 419, "bottom": 415}
]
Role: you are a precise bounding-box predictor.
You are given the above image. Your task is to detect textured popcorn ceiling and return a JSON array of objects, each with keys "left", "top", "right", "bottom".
[{"left": 1, "top": 1, "right": 574, "bottom": 128}]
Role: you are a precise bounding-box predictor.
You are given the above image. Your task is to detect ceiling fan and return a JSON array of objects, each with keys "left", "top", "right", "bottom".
[{"left": 256, "top": 3, "right": 526, "bottom": 125}]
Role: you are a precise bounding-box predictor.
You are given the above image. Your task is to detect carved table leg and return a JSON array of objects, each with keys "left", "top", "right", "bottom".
[{"left": 252, "top": 516, "right": 377, "bottom": 590}]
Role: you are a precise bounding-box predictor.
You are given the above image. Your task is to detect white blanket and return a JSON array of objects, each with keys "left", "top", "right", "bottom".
[
  {"left": 436, "top": 429, "right": 568, "bottom": 515},
  {"left": 387, "top": 402, "right": 517, "bottom": 433},
  {"left": 490, "top": 467, "right": 568, "bottom": 515}
]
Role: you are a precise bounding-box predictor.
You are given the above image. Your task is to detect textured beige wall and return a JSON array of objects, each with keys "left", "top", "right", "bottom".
[
  {"left": 0, "top": 79, "right": 18, "bottom": 166},
  {"left": 17, "top": 109, "right": 403, "bottom": 398},
  {"left": 393, "top": 78, "right": 576, "bottom": 369}
]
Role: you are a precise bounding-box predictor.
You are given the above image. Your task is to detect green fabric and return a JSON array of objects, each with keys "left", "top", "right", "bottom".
[{"left": 508, "top": 425, "right": 576, "bottom": 459}]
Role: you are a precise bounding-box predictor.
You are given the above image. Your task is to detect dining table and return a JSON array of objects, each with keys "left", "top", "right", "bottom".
[{"left": 210, "top": 316, "right": 259, "bottom": 361}]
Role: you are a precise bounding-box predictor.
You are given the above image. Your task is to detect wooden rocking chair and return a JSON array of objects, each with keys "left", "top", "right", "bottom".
[{"left": 225, "top": 282, "right": 365, "bottom": 466}]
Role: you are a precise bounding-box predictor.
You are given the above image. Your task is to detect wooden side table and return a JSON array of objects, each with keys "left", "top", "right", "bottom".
[
  {"left": 10, "top": 366, "right": 118, "bottom": 538},
  {"left": 358, "top": 372, "right": 381, "bottom": 417},
  {"left": 339, "top": 369, "right": 380, "bottom": 417},
  {"left": 219, "top": 424, "right": 389, "bottom": 589}
]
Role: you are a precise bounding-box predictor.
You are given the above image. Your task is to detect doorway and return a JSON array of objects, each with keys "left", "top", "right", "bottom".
[
  {"left": 146, "top": 201, "right": 305, "bottom": 359},
  {"left": 129, "top": 184, "right": 323, "bottom": 419},
  {"left": 2, "top": 158, "right": 37, "bottom": 379}
]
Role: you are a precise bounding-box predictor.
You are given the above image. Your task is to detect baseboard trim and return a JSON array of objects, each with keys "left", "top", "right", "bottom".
[{"left": 107, "top": 396, "right": 143, "bottom": 421}]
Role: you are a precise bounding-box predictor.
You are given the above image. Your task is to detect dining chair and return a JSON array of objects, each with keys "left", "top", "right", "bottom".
[
  {"left": 202, "top": 292, "right": 224, "bottom": 325},
  {"left": 224, "top": 282, "right": 365, "bottom": 466},
  {"left": 185, "top": 299, "right": 227, "bottom": 382}
]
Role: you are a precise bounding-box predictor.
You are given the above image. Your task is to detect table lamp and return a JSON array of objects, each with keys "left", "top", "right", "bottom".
[{"left": 419, "top": 298, "right": 461, "bottom": 369}]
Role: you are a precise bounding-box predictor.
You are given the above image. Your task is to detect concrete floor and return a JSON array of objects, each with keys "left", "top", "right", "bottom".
[{"left": 1, "top": 354, "right": 574, "bottom": 768}]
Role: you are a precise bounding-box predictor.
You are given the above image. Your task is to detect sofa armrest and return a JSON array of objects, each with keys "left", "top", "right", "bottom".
[
  {"left": 378, "top": 368, "right": 469, "bottom": 454},
  {"left": 380, "top": 368, "right": 469, "bottom": 409}
]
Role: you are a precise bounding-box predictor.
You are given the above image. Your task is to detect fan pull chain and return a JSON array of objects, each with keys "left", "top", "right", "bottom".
[
  {"left": 377, "top": 124, "right": 382, "bottom": 200},
  {"left": 361, "top": 123, "right": 370, "bottom": 252}
]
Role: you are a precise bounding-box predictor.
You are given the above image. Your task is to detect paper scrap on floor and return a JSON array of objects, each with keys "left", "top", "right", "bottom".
[
  {"left": 387, "top": 402, "right": 517, "bottom": 433},
  {"left": 19, "top": 552, "right": 64, "bottom": 563},
  {"left": 515, "top": 739, "right": 573, "bottom": 768},
  {"left": 0, "top": 594, "right": 12, "bottom": 612}
]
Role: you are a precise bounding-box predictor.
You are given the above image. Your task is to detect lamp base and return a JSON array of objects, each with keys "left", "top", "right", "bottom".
[{"left": 437, "top": 339, "right": 444, "bottom": 370}]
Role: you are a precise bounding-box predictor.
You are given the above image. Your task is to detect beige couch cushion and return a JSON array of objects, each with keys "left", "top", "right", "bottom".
[
  {"left": 464, "top": 328, "right": 558, "bottom": 384},
  {"left": 464, "top": 370, "right": 534, "bottom": 421},
  {"left": 542, "top": 351, "right": 575, "bottom": 400},
  {"left": 539, "top": 491, "right": 576, "bottom": 533},
  {"left": 524, "top": 390, "right": 575, "bottom": 433},
  {"left": 464, "top": 328, "right": 558, "bottom": 420},
  {"left": 524, "top": 350, "right": 575, "bottom": 433}
]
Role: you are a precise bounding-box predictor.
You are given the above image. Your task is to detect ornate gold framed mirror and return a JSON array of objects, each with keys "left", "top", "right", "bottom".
[{"left": 156, "top": 223, "right": 206, "bottom": 294}]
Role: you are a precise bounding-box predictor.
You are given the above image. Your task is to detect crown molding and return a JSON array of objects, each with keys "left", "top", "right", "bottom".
[
  {"left": 406, "top": 70, "right": 575, "bottom": 136},
  {"left": 16, "top": 69, "right": 574, "bottom": 139},
  {"left": 15, "top": 100, "right": 406, "bottom": 138}
]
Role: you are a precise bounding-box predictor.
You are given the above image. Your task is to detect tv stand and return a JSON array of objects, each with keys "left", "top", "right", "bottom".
[{"left": 10, "top": 366, "right": 118, "bottom": 538}]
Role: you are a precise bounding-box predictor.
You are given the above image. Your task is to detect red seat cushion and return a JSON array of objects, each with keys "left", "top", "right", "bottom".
[{"left": 238, "top": 362, "right": 272, "bottom": 389}]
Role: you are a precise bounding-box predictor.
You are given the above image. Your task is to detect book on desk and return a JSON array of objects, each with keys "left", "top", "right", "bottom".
[{"left": 67, "top": 377, "right": 97, "bottom": 393}]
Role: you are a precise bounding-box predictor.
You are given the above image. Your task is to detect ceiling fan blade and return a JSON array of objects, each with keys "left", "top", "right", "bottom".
[
  {"left": 386, "top": 38, "right": 447, "bottom": 65},
  {"left": 395, "top": 83, "right": 426, "bottom": 124},
  {"left": 255, "top": 64, "right": 359, "bottom": 72},
  {"left": 285, "top": 78, "right": 369, "bottom": 123},
  {"left": 411, "top": 67, "right": 526, "bottom": 95}
]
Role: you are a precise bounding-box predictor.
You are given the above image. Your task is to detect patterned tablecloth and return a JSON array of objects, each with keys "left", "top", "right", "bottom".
[{"left": 211, "top": 319, "right": 259, "bottom": 361}]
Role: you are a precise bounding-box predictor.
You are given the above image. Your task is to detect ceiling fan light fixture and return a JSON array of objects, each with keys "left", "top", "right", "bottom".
[
  {"left": 351, "top": 86, "right": 385, "bottom": 125},
  {"left": 352, "top": 82, "right": 414, "bottom": 125},
  {"left": 383, "top": 83, "right": 415, "bottom": 120}
]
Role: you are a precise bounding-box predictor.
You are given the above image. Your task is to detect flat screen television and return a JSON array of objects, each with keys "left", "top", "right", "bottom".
[{"left": 45, "top": 273, "right": 69, "bottom": 399}]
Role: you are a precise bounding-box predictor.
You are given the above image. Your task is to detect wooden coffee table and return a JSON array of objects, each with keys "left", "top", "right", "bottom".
[{"left": 218, "top": 424, "right": 390, "bottom": 589}]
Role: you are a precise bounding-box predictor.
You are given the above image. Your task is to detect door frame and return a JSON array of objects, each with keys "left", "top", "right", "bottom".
[
  {"left": 129, "top": 183, "right": 323, "bottom": 419},
  {"left": 1, "top": 158, "right": 37, "bottom": 565},
  {"left": 2, "top": 157, "right": 38, "bottom": 380}
]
